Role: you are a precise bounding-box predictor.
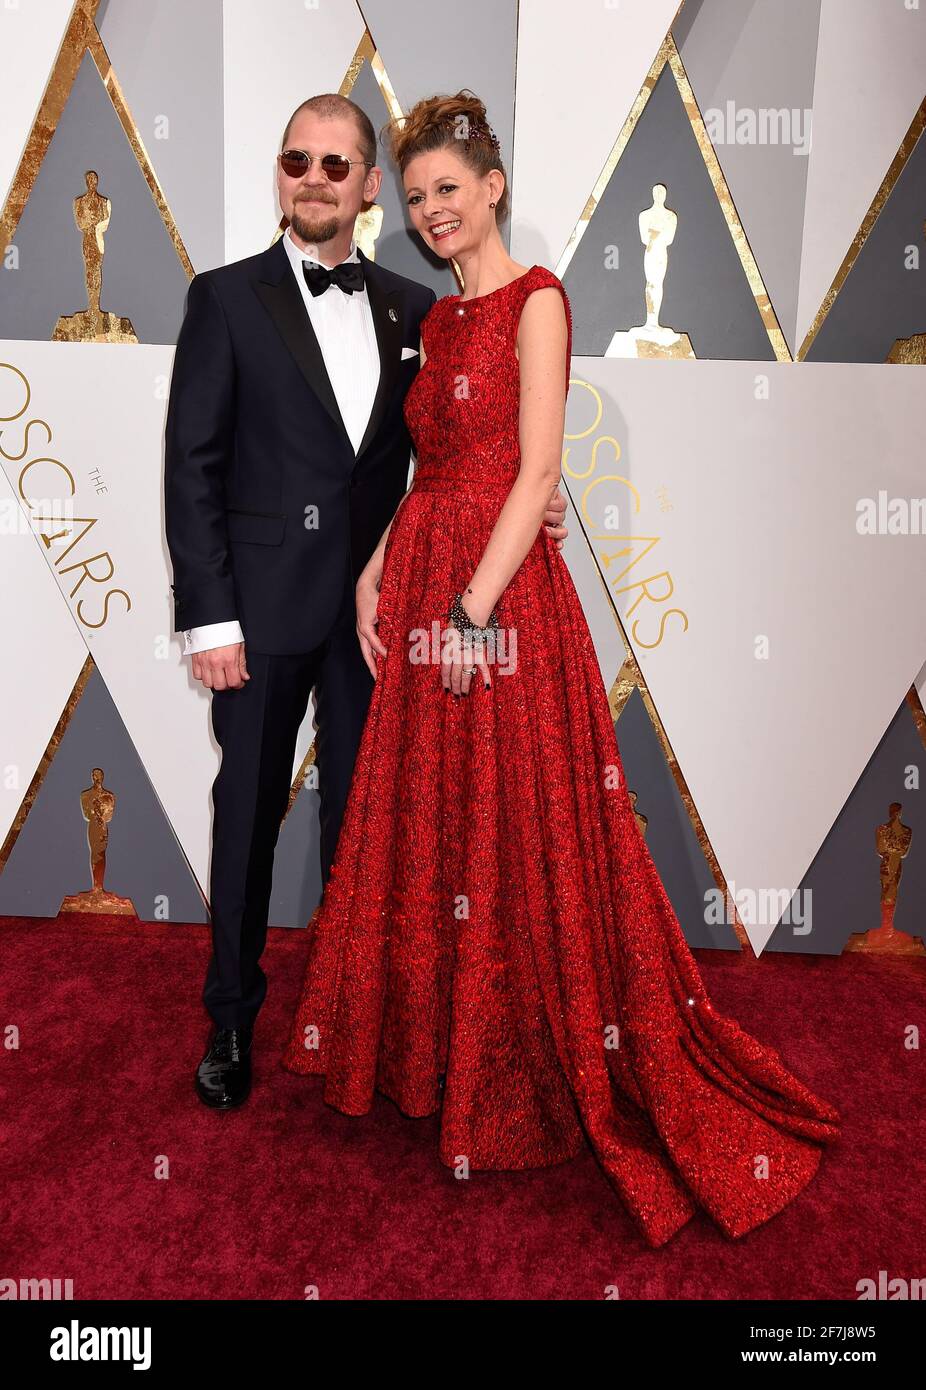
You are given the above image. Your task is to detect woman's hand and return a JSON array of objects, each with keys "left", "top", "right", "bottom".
[
  {"left": 542, "top": 485, "right": 568, "bottom": 549},
  {"left": 356, "top": 570, "right": 387, "bottom": 679},
  {"left": 440, "top": 624, "right": 492, "bottom": 697}
]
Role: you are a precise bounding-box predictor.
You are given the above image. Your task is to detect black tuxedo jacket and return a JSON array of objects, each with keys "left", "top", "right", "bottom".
[{"left": 164, "top": 238, "right": 436, "bottom": 654}]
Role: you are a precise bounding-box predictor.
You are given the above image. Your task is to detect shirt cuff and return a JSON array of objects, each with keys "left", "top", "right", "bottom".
[{"left": 183, "top": 620, "right": 244, "bottom": 655}]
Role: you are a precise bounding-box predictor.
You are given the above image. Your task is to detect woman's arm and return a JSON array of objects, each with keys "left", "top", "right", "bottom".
[
  {"left": 356, "top": 481, "right": 412, "bottom": 676},
  {"left": 460, "top": 286, "right": 569, "bottom": 628}
]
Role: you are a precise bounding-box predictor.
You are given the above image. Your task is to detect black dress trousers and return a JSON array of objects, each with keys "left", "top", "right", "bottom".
[{"left": 202, "top": 593, "right": 374, "bottom": 1030}]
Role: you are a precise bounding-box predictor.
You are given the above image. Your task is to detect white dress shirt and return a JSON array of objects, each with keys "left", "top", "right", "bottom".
[{"left": 183, "top": 228, "right": 381, "bottom": 655}]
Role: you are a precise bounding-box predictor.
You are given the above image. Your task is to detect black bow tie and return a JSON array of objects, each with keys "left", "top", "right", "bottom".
[{"left": 302, "top": 259, "right": 365, "bottom": 297}]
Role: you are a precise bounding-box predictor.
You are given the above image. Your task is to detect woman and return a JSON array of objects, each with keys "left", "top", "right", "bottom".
[{"left": 281, "top": 91, "right": 840, "bottom": 1248}]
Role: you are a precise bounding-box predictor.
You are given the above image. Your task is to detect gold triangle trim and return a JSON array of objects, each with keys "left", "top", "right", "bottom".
[{"left": 285, "top": 743, "right": 318, "bottom": 823}]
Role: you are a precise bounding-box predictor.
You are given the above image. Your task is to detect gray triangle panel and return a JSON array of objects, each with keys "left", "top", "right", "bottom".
[
  {"left": 0, "top": 665, "right": 207, "bottom": 923},
  {"left": 805, "top": 128, "right": 926, "bottom": 362},
  {"left": 564, "top": 64, "right": 776, "bottom": 360},
  {"left": 0, "top": 50, "right": 190, "bottom": 344},
  {"left": 768, "top": 699, "right": 926, "bottom": 952}
]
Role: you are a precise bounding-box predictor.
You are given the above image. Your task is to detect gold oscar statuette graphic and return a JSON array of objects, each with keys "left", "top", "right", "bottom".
[
  {"left": 887, "top": 219, "right": 926, "bottom": 363},
  {"left": 353, "top": 202, "right": 383, "bottom": 260},
  {"left": 845, "top": 801, "right": 924, "bottom": 954},
  {"left": 58, "top": 768, "right": 137, "bottom": 916},
  {"left": 52, "top": 171, "right": 138, "bottom": 344},
  {"left": 606, "top": 184, "right": 694, "bottom": 360}
]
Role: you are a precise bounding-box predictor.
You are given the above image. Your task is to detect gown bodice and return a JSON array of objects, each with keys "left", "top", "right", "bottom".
[{"left": 403, "top": 264, "right": 573, "bottom": 496}]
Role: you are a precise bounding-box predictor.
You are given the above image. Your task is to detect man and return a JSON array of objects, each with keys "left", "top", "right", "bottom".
[{"left": 164, "top": 94, "right": 568, "bottom": 1110}]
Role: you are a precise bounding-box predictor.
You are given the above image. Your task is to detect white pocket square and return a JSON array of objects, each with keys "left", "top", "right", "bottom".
[{"left": 401, "top": 346, "right": 419, "bottom": 360}]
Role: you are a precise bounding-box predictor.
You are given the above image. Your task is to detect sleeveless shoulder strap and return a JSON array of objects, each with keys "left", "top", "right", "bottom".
[
  {"left": 510, "top": 265, "right": 573, "bottom": 393},
  {"left": 419, "top": 292, "right": 444, "bottom": 359}
]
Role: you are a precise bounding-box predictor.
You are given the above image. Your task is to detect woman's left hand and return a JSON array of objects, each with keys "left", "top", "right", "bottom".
[{"left": 440, "top": 625, "right": 492, "bottom": 697}]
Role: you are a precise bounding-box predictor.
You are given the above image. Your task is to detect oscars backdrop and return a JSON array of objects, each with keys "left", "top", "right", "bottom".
[{"left": 1, "top": 0, "right": 925, "bottom": 959}]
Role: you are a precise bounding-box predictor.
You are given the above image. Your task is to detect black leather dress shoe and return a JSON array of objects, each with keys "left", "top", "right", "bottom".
[{"left": 195, "top": 1025, "right": 253, "bottom": 1109}]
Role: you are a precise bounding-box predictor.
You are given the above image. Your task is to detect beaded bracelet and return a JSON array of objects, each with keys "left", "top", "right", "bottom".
[{"left": 448, "top": 590, "right": 498, "bottom": 643}]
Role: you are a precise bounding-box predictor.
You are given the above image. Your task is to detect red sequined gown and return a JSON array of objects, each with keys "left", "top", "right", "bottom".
[{"left": 281, "top": 264, "right": 840, "bottom": 1248}]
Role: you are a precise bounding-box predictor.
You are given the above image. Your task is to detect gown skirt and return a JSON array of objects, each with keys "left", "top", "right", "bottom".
[{"left": 280, "top": 264, "right": 840, "bottom": 1248}]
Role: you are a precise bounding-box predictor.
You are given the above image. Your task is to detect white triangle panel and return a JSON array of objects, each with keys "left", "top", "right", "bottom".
[
  {"left": 0, "top": 342, "right": 221, "bottom": 891},
  {"left": 0, "top": 452, "right": 88, "bottom": 849},
  {"left": 567, "top": 356, "right": 926, "bottom": 952}
]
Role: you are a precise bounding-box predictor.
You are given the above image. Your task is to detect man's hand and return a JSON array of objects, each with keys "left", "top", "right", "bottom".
[
  {"left": 542, "top": 485, "right": 569, "bottom": 550},
  {"left": 190, "top": 642, "right": 249, "bottom": 691}
]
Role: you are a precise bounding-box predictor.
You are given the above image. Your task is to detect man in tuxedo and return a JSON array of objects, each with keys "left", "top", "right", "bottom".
[{"left": 164, "top": 94, "right": 568, "bottom": 1110}]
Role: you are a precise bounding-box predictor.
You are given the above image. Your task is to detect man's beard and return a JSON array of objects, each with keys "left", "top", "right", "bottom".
[{"left": 289, "top": 198, "right": 339, "bottom": 245}]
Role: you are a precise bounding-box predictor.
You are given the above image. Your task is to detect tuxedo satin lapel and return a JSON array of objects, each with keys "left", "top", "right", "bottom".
[
  {"left": 253, "top": 238, "right": 350, "bottom": 444},
  {"left": 355, "top": 247, "right": 402, "bottom": 460}
]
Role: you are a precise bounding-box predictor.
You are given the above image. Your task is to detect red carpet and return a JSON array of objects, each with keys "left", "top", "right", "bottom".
[{"left": 0, "top": 913, "right": 921, "bottom": 1300}]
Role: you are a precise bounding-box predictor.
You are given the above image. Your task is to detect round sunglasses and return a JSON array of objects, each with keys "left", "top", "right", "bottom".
[{"left": 278, "top": 149, "right": 373, "bottom": 182}]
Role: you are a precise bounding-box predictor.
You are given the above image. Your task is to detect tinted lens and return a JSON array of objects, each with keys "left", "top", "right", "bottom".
[
  {"left": 320, "top": 155, "right": 351, "bottom": 181},
  {"left": 280, "top": 150, "right": 308, "bottom": 177}
]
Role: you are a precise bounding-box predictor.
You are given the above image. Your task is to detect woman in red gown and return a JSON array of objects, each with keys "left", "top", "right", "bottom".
[{"left": 281, "top": 93, "right": 840, "bottom": 1248}]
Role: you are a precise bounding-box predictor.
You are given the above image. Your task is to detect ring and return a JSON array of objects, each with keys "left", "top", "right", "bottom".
[{"left": 467, "top": 666, "right": 477, "bottom": 676}]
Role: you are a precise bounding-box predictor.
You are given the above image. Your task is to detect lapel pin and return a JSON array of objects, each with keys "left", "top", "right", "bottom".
[{"left": 388, "top": 307, "right": 397, "bottom": 321}]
